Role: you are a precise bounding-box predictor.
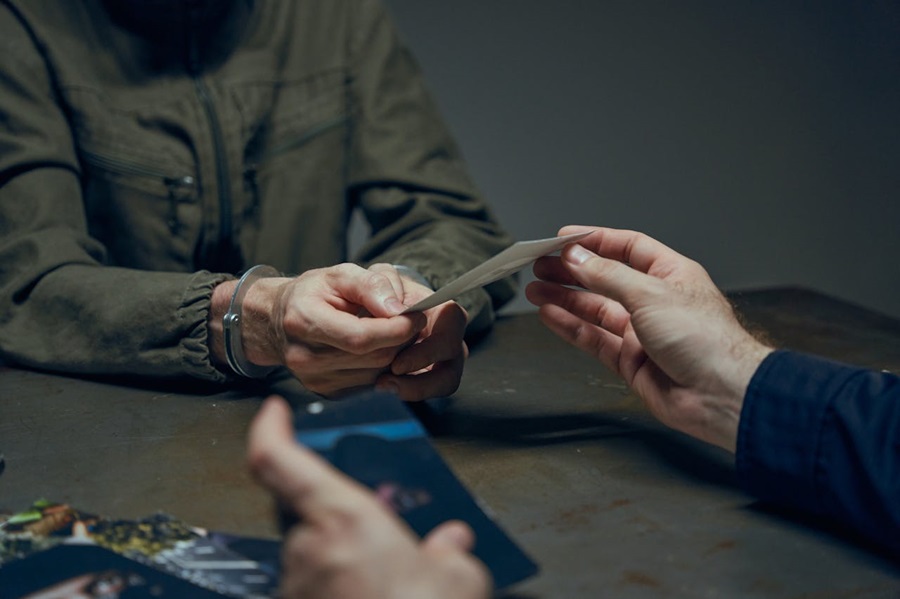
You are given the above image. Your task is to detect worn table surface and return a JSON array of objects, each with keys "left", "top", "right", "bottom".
[{"left": 1, "top": 287, "right": 898, "bottom": 597}]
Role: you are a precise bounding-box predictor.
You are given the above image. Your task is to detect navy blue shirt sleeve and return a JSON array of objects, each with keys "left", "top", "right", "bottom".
[{"left": 735, "top": 349, "right": 900, "bottom": 554}]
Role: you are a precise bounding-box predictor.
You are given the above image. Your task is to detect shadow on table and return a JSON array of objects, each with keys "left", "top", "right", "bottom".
[
  {"left": 413, "top": 402, "right": 900, "bottom": 576},
  {"left": 0, "top": 359, "right": 306, "bottom": 402},
  {"left": 411, "top": 402, "right": 739, "bottom": 491},
  {"left": 747, "top": 501, "right": 900, "bottom": 572}
]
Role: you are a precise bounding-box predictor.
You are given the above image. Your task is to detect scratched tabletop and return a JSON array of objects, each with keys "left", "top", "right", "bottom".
[{"left": 1, "top": 287, "right": 898, "bottom": 598}]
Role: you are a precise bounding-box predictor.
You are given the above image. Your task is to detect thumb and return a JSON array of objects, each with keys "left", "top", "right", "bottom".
[
  {"left": 334, "top": 266, "right": 407, "bottom": 318},
  {"left": 422, "top": 520, "right": 476, "bottom": 554},
  {"left": 247, "top": 396, "right": 365, "bottom": 518},
  {"left": 562, "top": 243, "right": 661, "bottom": 311}
]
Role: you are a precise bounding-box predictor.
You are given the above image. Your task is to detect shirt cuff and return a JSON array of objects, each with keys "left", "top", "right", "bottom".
[{"left": 735, "top": 350, "right": 841, "bottom": 515}]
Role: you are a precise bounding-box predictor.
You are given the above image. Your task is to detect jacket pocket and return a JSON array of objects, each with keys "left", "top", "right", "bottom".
[{"left": 80, "top": 149, "right": 200, "bottom": 271}]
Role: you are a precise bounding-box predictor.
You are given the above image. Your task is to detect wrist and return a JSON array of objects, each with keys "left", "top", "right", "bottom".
[
  {"left": 214, "top": 265, "right": 284, "bottom": 378},
  {"left": 699, "top": 337, "right": 774, "bottom": 452},
  {"left": 238, "top": 276, "right": 289, "bottom": 368}
]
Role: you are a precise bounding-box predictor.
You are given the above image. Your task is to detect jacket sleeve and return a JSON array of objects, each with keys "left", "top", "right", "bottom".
[
  {"left": 0, "top": 7, "right": 230, "bottom": 382},
  {"left": 345, "top": 0, "right": 517, "bottom": 334},
  {"left": 736, "top": 349, "right": 900, "bottom": 554}
]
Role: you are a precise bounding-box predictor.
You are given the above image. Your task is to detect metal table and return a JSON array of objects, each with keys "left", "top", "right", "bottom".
[{"left": 1, "top": 287, "right": 898, "bottom": 597}]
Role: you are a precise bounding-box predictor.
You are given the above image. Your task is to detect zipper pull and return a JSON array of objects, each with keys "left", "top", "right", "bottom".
[{"left": 164, "top": 175, "right": 196, "bottom": 234}]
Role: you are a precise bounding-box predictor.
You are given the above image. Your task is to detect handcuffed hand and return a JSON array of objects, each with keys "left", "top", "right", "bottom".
[{"left": 210, "top": 261, "right": 467, "bottom": 401}]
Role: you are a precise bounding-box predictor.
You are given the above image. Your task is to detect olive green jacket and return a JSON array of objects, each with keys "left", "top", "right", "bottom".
[{"left": 0, "top": 0, "right": 516, "bottom": 382}]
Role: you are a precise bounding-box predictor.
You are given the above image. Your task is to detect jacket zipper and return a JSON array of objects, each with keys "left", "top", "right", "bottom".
[
  {"left": 80, "top": 150, "right": 195, "bottom": 234},
  {"left": 188, "top": 3, "right": 233, "bottom": 270}
]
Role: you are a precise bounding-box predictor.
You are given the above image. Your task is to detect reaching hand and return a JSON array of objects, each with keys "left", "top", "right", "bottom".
[
  {"left": 247, "top": 396, "right": 491, "bottom": 599},
  {"left": 526, "top": 226, "right": 773, "bottom": 452}
]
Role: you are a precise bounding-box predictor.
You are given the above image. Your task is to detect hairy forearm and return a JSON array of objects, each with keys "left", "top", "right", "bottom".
[{"left": 207, "top": 277, "right": 288, "bottom": 375}]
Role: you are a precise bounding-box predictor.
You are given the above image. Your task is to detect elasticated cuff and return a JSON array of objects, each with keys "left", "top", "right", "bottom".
[{"left": 177, "top": 270, "right": 235, "bottom": 383}]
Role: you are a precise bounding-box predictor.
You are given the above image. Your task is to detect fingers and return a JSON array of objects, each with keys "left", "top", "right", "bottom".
[
  {"left": 280, "top": 265, "right": 429, "bottom": 354},
  {"left": 330, "top": 263, "right": 407, "bottom": 317},
  {"left": 532, "top": 254, "right": 580, "bottom": 287},
  {"left": 558, "top": 243, "right": 667, "bottom": 311},
  {"left": 303, "top": 366, "right": 396, "bottom": 398},
  {"left": 378, "top": 350, "right": 466, "bottom": 402},
  {"left": 535, "top": 226, "right": 686, "bottom": 291},
  {"left": 558, "top": 226, "right": 686, "bottom": 277},
  {"left": 391, "top": 303, "right": 467, "bottom": 374},
  {"left": 525, "top": 280, "right": 632, "bottom": 338},
  {"left": 423, "top": 520, "right": 476, "bottom": 553},
  {"left": 250, "top": 397, "right": 491, "bottom": 599},
  {"left": 285, "top": 342, "right": 401, "bottom": 372},
  {"left": 537, "top": 226, "right": 693, "bottom": 313},
  {"left": 378, "top": 302, "right": 468, "bottom": 402},
  {"left": 423, "top": 522, "right": 493, "bottom": 599},
  {"left": 537, "top": 304, "right": 626, "bottom": 377},
  {"left": 247, "top": 396, "right": 367, "bottom": 516},
  {"left": 291, "top": 301, "right": 426, "bottom": 355},
  {"left": 250, "top": 400, "right": 489, "bottom": 599},
  {"left": 278, "top": 264, "right": 436, "bottom": 397},
  {"left": 367, "top": 263, "right": 406, "bottom": 301}
]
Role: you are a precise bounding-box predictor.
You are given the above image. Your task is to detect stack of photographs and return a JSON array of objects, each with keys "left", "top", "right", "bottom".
[
  {"left": 0, "top": 500, "right": 279, "bottom": 598},
  {"left": 1, "top": 392, "right": 539, "bottom": 597}
]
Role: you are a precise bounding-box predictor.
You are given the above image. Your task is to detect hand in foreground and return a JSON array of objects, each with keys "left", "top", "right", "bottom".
[
  {"left": 526, "top": 226, "right": 773, "bottom": 452},
  {"left": 368, "top": 263, "right": 469, "bottom": 402},
  {"left": 247, "top": 396, "right": 491, "bottom": 599}
]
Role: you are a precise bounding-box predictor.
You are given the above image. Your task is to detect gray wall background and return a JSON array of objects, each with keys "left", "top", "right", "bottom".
[{"left": 371, "top": 1, "right": 900, "bottom": 318}]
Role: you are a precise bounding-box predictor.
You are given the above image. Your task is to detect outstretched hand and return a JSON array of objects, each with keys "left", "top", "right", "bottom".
[{"left": 526, "top": 226, "right": 773, "bottom": 451}]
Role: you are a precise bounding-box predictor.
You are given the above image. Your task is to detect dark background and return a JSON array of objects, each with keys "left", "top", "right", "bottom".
[{"left": 360, "top": 1, "right": 900, "bottom": 318}]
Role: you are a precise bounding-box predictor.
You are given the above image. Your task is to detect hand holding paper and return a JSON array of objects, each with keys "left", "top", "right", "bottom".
[{"left": 403, "top": 232, "right": 590, "bottom": 313}]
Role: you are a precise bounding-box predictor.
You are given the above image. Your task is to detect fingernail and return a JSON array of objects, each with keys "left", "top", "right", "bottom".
[
  {"left": 385, "top": 297, "right": 405, "bottom": 315},
  {"left": 566, "top": 244, "right": 593, "bottom": 265}
]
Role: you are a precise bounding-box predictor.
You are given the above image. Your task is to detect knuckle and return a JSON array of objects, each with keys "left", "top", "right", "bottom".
[
  {"left": 334, "top": 262, "right": 358, "bottom": 276},
  {"left": 281, "top": 309, "right": 314, "bottom": 338},
  {"left": 342, "top": 329, "right": 371, "bottom": 354},
  {"left": 363, "top": 271, "right": 389, "bottom": 294},
  {"left": 283, "top": 345, "right": 317, "bottom": 373},
  {"left": 325, "top": 262, "right": 359, "bottom": 284},
  {"left": 245, "top": 445, "right": 274, "bottom": 480},
  {"left": 371, "top": 346, "right": 399, "bottom": 368},
  {"left": 367, "top": 262, "right": 392, "bottom": 273}
]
